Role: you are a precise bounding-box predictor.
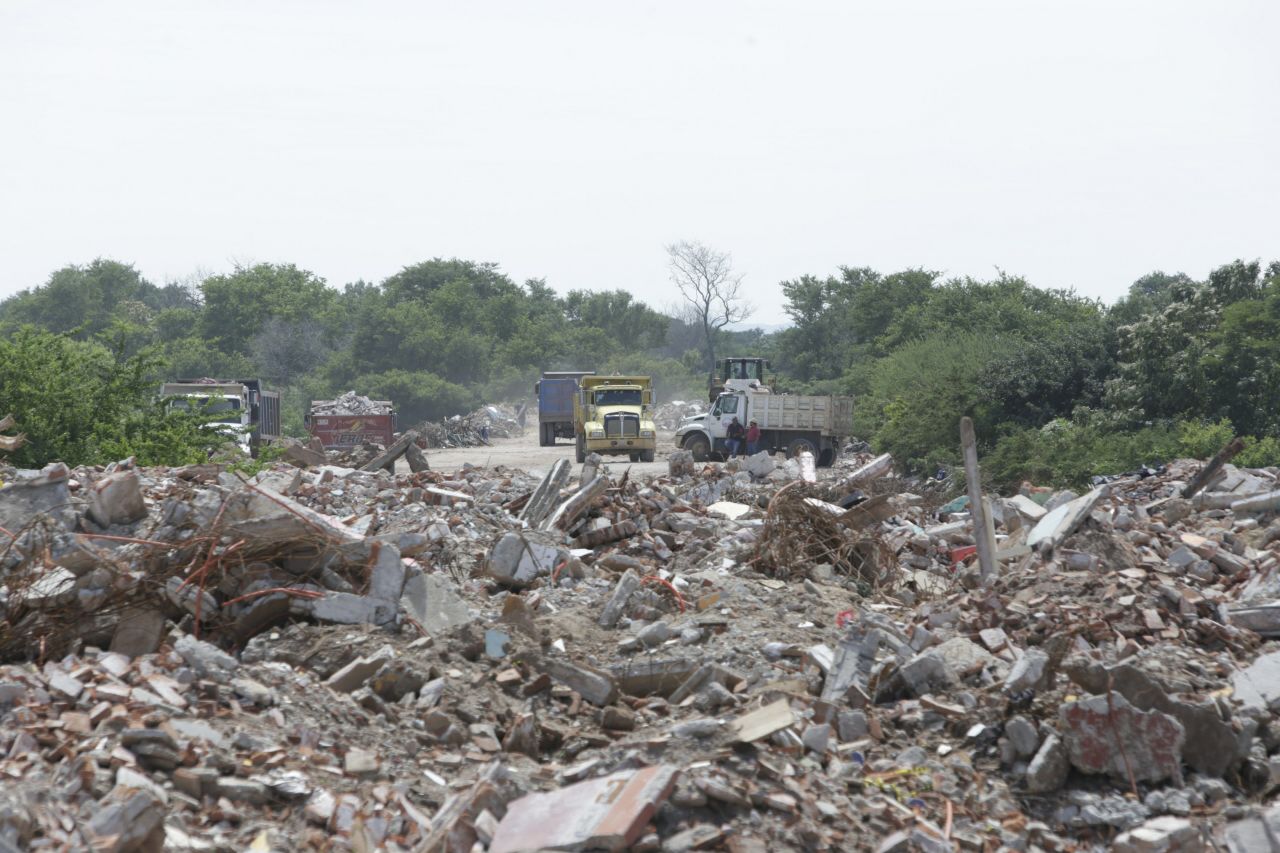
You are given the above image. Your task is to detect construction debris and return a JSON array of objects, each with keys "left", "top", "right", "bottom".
[
  {"left": 3, "top": 437, "right": 1280, "bottom": 851},
  {"left": 311, "top": 392, "right": 394, "bottom": 416}
]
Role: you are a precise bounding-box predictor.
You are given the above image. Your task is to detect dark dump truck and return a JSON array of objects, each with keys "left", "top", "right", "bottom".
[{"left": 536, "top": 370, "right": 595, "bottom": 446}]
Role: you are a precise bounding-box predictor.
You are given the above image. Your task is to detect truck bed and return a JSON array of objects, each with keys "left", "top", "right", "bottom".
[{"left": 749, "top": 394, "right": 853, "bottom": 436}]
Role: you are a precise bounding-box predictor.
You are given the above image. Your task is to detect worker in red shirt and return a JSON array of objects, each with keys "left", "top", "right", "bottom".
[{"left": 745, "top": 419, "right": 761, "bottom": 455}]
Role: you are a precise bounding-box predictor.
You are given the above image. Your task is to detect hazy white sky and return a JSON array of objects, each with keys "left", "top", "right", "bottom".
[{"left": 2, "top": 0, "right": 1276, "bottom": 319}]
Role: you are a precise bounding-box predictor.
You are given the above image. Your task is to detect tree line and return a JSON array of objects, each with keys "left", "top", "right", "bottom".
[{"left": 2, "top": 251, "right": 1278, "bottom": 487}]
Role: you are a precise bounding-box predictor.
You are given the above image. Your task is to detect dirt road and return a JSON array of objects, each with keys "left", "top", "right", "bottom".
[{"left": 399, "top": 429, "right": 681, "bottom": 477}]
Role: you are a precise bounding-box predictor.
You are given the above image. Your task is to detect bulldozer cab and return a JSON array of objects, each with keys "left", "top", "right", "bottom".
[{"left": 709, "top": 357, "right": 768, "bottom": 402}]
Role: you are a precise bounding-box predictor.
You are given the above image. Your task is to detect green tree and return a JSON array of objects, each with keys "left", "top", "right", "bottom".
[{"left": 199, "top": 263, "right": 337, "bottom": 354}]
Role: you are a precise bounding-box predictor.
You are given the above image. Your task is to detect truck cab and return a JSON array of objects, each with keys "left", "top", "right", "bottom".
[
  {"left": 574, "top": 376, "right": 657, "bottom": 463},
  {"left": 160, "top": 378, "right": 281, "bottom": 457}
]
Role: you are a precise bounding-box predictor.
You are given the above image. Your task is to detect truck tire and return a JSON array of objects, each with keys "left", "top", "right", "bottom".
[
  {"left": 539, "top": 424, "right": 550, "bottom": 447},
  {"left": 787, "top": 437, "right": 818, "bottom": 460},
  {"left": 683, "top": 433, "right": 711, "bottom": 462},
  {"left": 640, "top": 449, "right": 655, "bottom": 463},
  {"left": 819, "top": 447, "right": 837, "bottom": 467},
  {"left": 629, "top": 452, "right": 641, "bottom": 462},
  {"left": 575, "top": 434, "right": 586, "bottom": 464}
]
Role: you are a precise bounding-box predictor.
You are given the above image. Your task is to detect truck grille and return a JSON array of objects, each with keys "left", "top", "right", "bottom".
[{"left": 604, "top": 414, "right": 639, "bottom": 438}]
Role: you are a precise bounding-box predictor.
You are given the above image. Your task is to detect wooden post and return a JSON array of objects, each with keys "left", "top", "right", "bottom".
[
  {"left": 1181, "top": 436, "right": 1245, "bottom": 499},
  {"left": 960, "top": 417, "right": 997, "bottom": 585}
]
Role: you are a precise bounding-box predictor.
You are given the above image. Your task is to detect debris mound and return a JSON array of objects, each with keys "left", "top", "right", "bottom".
[
  {"left": 309, "top": 391, "right": 393, "bottom": 416},
  {"left": 2, "top": 437, "right": 1280, "bottom": 850}
]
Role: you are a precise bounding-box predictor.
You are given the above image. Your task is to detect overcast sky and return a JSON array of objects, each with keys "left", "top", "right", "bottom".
[{"left": 2, "top": 0, "right": 1276, "bottom": 320}]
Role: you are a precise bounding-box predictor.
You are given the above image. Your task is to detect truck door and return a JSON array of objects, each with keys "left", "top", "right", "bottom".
[{"left": 710, "top": 393, "right": 742, "bottom": 436}]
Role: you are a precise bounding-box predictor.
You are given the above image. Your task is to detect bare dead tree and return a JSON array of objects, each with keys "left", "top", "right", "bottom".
[{"left": 665, "top": 240, "right": 752, "bottom": 370}]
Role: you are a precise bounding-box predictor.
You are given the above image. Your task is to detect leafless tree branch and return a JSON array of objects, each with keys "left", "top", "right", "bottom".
[{"left": 665, "top": 240, "right": 752, "bottom": 369}]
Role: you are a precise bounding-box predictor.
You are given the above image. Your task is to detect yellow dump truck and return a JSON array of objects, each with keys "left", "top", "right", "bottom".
[{"left": 573, "top": 375, "right": 657, "bottom": 463}]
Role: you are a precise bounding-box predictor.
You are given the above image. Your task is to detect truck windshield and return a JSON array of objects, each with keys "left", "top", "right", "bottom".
[
  {"left": 594, "top": 389, "right": 642, "bottom": 406},
  {"left": 172, "top": 397, "right": 242, "bottom": 424},
  {"left": 712, "top": 395, "right": 739, "bottom": 416}
]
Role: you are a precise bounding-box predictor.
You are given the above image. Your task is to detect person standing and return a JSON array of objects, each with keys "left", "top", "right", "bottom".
[
  {"left": 745, "top": 419, "right": 761, "bottom": 455},
  {"left": 726, "top": 416, "right": 745, "bottom": 457}
]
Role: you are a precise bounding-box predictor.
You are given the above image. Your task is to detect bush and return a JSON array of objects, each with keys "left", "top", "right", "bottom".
[
  {"left": 852, "top": 332, "right": 1017, "bottom": 471},
  {"left": 985, "top": 416, "right": 1280, "bottom": 490},
  {"left": 0, "top": 328, "right": 226, "bottom": 468}
]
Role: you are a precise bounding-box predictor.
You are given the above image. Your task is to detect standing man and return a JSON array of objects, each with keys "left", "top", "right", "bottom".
[
  {"left": 745, "top": 419, "right": 761, "bottom": 455},
  {"left": 726, "top": 416, "right": 745, "bottom": 457}
]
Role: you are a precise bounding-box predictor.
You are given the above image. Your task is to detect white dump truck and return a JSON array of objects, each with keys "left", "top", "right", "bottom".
[
  {"left": 675, "top": 379, "right": 853, "bottom": 467},
  {"left": 160, "top": 378, "right": 281, "bottom": 456}
]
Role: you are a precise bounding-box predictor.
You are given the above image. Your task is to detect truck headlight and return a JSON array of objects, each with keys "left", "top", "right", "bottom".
[
  {"left": 589, "top": 430, "right": 605, "bottom": 439},
  {"left": 639, "top": 430, "right": 654, "bottom": 438}
]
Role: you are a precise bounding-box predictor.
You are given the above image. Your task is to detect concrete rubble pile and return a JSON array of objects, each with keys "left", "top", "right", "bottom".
[
  {"left": 415, "top": 405, "right": 524, "bottom": 450},
  {"left": 311, "top": 392, "right": 395, "bottom": 416},
  {"left": 652, "top": 401, "right": 707, "bottom": 432},
  {"left": 5, "top": 443, "right": 1280, "bottom": 851}
]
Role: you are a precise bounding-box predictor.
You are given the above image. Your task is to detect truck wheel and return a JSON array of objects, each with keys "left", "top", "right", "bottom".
[
  {"left": 787, "top": 437, "right": 817, "bottom": 459},
  {"left": 818, "top": 447, "right": 836, "bottom": 468},
  {"left": 538, "top": 424, "right": 550, "bottom": 447},
  {"left": 575, "top": 435, "right": 586, "bottom": 464},
  {"left": 683, "top": 434, "right": 710, "bottom": 462},
  {"left": 629, "top": 452, "right": 641, "bottom": 462},
  {"left": 640, "top": 449, "right": 655, "bottom": 463}
]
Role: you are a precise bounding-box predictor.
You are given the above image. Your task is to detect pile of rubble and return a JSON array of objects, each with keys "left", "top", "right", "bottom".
[
  {"left": 5, "top": 436, "right": 1280, "bottom": 851},
  {"left": 415, "top": 405, "right": 525, "bottom": 450},
  {"left": 653, "top": 401, "right": 706, "bottom": 432},
  {"left": 310, "top": 392, "right": 394, "bottom": 416}
]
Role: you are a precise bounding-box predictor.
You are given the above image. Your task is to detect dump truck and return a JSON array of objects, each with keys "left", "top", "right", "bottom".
[
  {"left": 306, "top": 393, "right": 396, "bottom": 449},
  {"left": 574, "top": 375, "right": 657, "bottom": 463},
  {"left": 536, "top": 370, "right": 595, "bottom": 447},
  {"left": 676, "top": 378, "right": 853, "bottom": 467},
  {"left": 708, "top": 356, "right": 769, "bottom": 402},
  {"left": 160, "top": 378, "right": 281, "bottom": 456}
]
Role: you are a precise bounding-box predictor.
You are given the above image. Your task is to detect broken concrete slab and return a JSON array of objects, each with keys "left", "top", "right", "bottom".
[
  {"left": 1060, "top": 691, "right": 1185, "bottom": 784},
  {"left": 488, "top": 764, "right": 678, "bottom": 853},
  {"left": 85, "top": 784, "right": 165, "bottom": 853},
  {"left": 1025, "top": 733, "right": 1069, "bottom": 793},
  {"left": 1006, "top": 494, "right": 1048, "bottom": 522},
  {"left": 0, "top": 462, "right": 73, "bottom": 533},
  {"left": 85, "top": 470, "right": 147, "bottom": 528},
  {"left": 1112, "top": 816, "right": 1203, "bottom": 853},
  {"left": 707, "top": 500, "right": 752, "bottom": 520},
  {"left": 109, "top": 607, "right": 166, "bottom": 658},
  {"left": 1027, "top": 486, "right": 1105, "bottom": 553},
  {"left": 326, "top": 645, "right": 395, "bottom": 693},
  {"left": 223, "top": 483, "right": 366, "bottom": 551},
  {"left": 487, "top": 531, "right": 565, "bottom": 589},
  {"left": 598, "top": 570, "right": 642, "bottom": 629},
  {"left": 732, "top": 699, "right": 796, "bottom": 743},
  {"left": 539, "top": 657, "right": 619, "bottom": 706},
  {"left": 518, "top": 458, "right": 572, "bottom": 528},
  {"left": 1066, "top": 658, "right": 1241, "bottom": 777},
  {"left": 1232, "top": 650, "right": 1280, "bottom": 714},
  {"left": 400, "top": 572, "right": 473, "bottom": 634}
]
